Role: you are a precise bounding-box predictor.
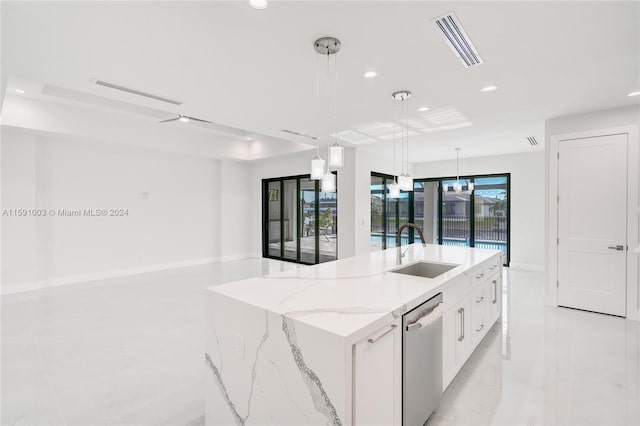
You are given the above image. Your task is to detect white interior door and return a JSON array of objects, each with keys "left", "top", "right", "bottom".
[{"left": 557, "top": 133, "right": 627, "bottom": 317}]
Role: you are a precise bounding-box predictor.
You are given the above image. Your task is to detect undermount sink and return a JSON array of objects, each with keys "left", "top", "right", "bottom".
[{"left": 391, "top": 261, "right": 460, "bottom": 279}]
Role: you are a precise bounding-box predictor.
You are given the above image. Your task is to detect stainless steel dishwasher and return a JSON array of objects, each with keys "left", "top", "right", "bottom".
[{"left": 403, "top": 292, "right": 444, "bottom": 426}]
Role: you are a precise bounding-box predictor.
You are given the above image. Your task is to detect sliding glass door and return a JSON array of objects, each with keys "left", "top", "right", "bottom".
[
  {"left": 370, "top": 173, "right": 411, "bottom": 250},
  {"left": 263, "top": 174, "right": 337, "bottom": 265},
  {"left": 370, "top": 172, "right": 510, "bottom": 265},
  {"left": 473, "top": 176, "right": 509, "bottom": 252},
  {"left": 441, "top": 178, "right": 471, "bottom": 248}
]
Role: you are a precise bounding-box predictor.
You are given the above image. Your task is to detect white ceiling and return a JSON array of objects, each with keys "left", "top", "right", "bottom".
[{"left": 2, "top": 1, "right": 639, "bottom": 162}]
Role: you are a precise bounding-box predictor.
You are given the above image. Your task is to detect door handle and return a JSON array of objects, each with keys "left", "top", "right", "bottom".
[
  {"left": 406, "top": 303, "right": 444, "bottom": 332},
  {"left": 457, "top": 308, "right": 465, "bottom": 341},
  {"left": 367, "top": 324, "right": 397, "bottom": 344},
  {"left": 608, "top": 245, "right": 625, "bottom": 251}
]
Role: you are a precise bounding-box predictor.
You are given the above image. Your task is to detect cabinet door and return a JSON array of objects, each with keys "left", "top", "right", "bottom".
[
  {"left": 471, "top": 285, "right": 487, "bottom": 345},
  {"left": 353, "top": 319, "right": 401, "bottom": 426},
  {"left": 442, "top": 308, "right": 457, "bottom": 389}
]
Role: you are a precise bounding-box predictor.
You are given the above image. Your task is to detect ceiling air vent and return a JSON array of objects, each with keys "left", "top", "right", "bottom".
[
  {"left": 91, "top": 79, "right": 182, "bottom": 105},
  {"left": 433, "top": 12, "right": 483, "bottom": 68},
  {"left": 527, "top": 136, "right": 539, "bottom": 146}
]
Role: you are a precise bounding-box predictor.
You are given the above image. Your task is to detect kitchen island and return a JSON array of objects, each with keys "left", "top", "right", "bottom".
[{"left": 205, "top": 243, "right": 503, "bottom": 426}]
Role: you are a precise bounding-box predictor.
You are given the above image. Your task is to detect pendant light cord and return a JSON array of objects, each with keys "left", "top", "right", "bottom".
[
  {"left": 406, "top": 95, "right": 409, "bottom": 175},
  {"left": 403, "top": 95, "right": 407, "bottom": 175},
  {"left": 315, "top": 52, "right": 320, "bottom": 158},
  {"left": 326, "top": 52, "right": 331, "bottom": 172},
  {"left": 334, "top": 53, "right": 338, "bottom": 147},
  {"left": 393, "top": 97, "right": 397, "bottom": 182}
]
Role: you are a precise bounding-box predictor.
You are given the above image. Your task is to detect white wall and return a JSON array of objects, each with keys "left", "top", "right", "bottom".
[
  {"left": 1, "top": 130, "right": 38, "bottom": 285},
  {"left": 219, "top": 160, "right": 253, "bottom": 261},
  {"left": 545, "top": 105, "right": 640, "bottom": 319},
  {"left": 413, "top": 152, "right": 545, "bottom": 270},
  {"left": 1, "top": 127, "right": 227, "bottom": 294}
]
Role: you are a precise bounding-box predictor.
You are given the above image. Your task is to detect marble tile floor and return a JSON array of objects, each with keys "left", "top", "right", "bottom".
[
  {"left": 1, "top": 258, "right": 299, "bottom": 426},
  {"left": 428, "top": 269, "right": 640, "bottom": 426},
  {"left": 2, "top": 262, "right": 638, "bottom": 426}
]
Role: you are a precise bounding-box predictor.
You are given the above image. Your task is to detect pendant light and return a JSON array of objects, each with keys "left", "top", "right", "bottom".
[
  {"left": 326, "top": 38, "right": 343, "bottom": 170},
  {"left": 388, "top": 92, "right": 402, "bottom": 199},
  {"left": 392, "top": 90, "right": 413, "bottom": 192},
  {"left": 443, "top": 148, "right": 474, "bottom": 194},
  {"left": 321, "top": 172, "right": 336, "bottom": 192},
  {"left": 310, "top": 37, "right": 341, "bottom": 191},
  {"left": 322, "top": 37, "right": 341, "bottom": 193}
]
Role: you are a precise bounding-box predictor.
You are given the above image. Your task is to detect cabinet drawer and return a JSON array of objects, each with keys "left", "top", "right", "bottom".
[{"left": 471, "top": 267, "right": 486, "bottom": 285}]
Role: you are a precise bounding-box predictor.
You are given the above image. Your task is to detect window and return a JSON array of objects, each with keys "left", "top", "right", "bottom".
[
  {"left": 263, "top": 174, "right": 337, "bottom": 265},
  {"left": 371, "top": 172, "right": 510, "bottom": 265}
]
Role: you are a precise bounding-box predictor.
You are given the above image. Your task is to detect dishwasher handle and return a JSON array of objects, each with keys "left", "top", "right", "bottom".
[{"left": 406, "top": 303, "right": 444, "bottom": 332}]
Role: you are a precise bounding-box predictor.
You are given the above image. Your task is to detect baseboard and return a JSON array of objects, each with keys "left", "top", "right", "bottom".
[
  {"left": 508, "top": 262, "right": 545, "bottom": 272},
  {"left": 218, "top": 252, "right": 256, "bottom": 262},
  {"left": 0, "top": 255, "right": 257, "bottom": 296}
]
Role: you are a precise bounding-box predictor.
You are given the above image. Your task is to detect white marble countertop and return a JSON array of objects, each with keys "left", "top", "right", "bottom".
[{"left": 208, "top": 244, "right": 500, "bottom": 344}]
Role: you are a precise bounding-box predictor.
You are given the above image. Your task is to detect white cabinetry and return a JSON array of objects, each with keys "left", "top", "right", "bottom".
[
  {"left": 443, "top": 296, "right": 472, "bottom": 386},
  {"left": 353, "top": 318, "right": 401, "bottom": 426},
  {"left": 353, "top": 253, "right": 503, "bottom": 423},
  {"left": 442, "top": 255, "right": 502, "bottom": 389}
]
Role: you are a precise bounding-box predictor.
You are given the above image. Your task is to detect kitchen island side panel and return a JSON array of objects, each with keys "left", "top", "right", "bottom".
[{"left": 205, "top": 290, "right": 348, "bottom": 426}]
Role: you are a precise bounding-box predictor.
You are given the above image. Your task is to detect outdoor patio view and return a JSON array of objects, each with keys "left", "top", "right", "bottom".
[
  {"left": 264, "top": 175, "right": 337, "bottom": 265},
  {"left": 371, "top": 173, "right": 509, "bottom": 265}
]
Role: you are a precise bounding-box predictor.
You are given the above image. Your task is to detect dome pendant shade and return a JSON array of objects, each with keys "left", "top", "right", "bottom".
[
  {"left": 321, "top": 173, "right": 336, "bottom": 193},
  {"left": 328, "top": 144, "right": 344, "bottom": 168},
  {"left": 310, "top": 157, "right": 325, "bottom": 180}
]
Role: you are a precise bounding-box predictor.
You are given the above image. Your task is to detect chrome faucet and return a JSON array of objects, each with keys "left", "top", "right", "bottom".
[{"left": 397, "top": 223, "right": 427, "bottom": 265}]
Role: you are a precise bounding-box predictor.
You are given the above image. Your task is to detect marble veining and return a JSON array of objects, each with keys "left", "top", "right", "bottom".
[
  {"left": 205, "top": 353, "right": 246, "bottom": 426},
  {"left": 281, "top": 316, "right": 343, "bottom": 426},
  {"left": 206, "top": 311, "right": 272, "bottom": 426}
]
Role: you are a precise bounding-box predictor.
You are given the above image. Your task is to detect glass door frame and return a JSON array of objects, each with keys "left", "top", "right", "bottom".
[
  {"left": 262, "top": 173, "right": 337, "bottom": 265},
  {"left": 371, "top": 172, "right": 415, "bottom": 249},
  {"left": 371, "top": 172, "right": 510, "bottom": 265},
  {"left": 413, "top": 173, "right": 511, "bottom": 265}
]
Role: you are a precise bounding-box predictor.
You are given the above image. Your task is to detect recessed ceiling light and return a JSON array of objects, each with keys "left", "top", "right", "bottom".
[
  {"left": 480, "top": 85, "right": 498, "bottom": 92},
  {"left": 628, "top": 91, "right": 640, "bottom": 97},
  {"left": 15, "top": 88, "right": 25, "bottom": 94},
  {"left": 363, "top": 71, "right": 377, "bottom": 78},
  {"left": 417, "top": 106, "right": 430, "bottom": 112},
  {"left": 249, "top": 0, "right": 268, "bottom": 9},
  {"left": 179, "top": 116, "right": 190, "bottom": 123}
]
